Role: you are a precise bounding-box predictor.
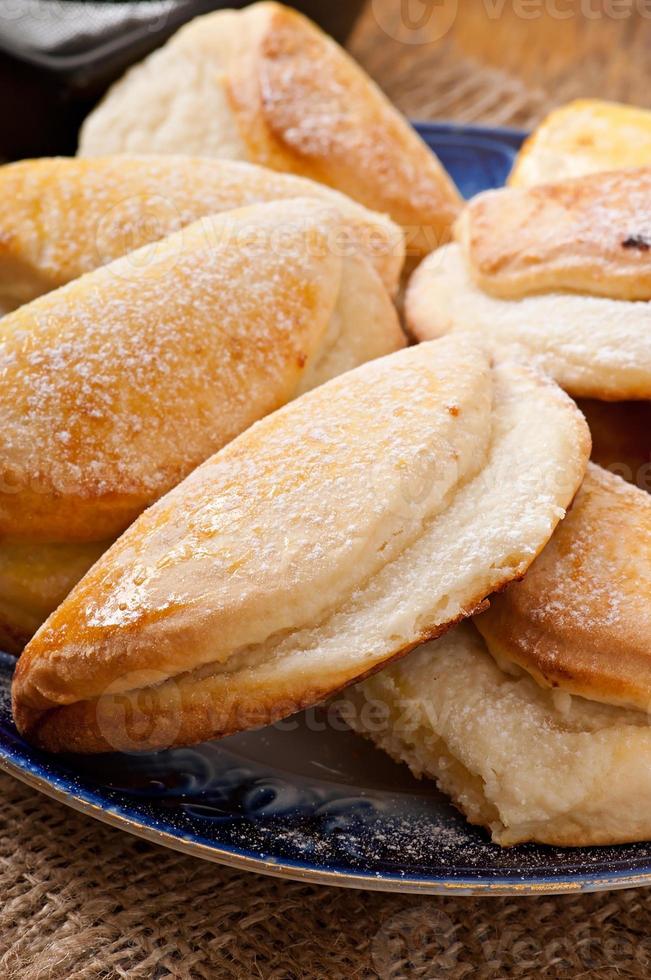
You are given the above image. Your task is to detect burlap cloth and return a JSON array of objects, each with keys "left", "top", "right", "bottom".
[
  {"left": 3, "top": 769, "right": 651, "bottom": 979},
  {"left": 5, "top": 5, "right": 651, "bottom": 978}
]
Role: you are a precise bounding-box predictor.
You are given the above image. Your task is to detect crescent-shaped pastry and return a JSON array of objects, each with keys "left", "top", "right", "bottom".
[
  {"left": 77, "top": 2, "right": 461, "bottom": 257},
  {"left": 406, "top": 170, "right": 651, "bottom": 399},
  {"left": 509, "top": 99, "right": 651, "bottom": 188},
  {"left": 12, "top": 335, "right": 590, "bottom": 754},
  {"left": 476, "top": 464, "right": 651, "bottom": 713},
  {"left": 0, "top": 155, "right": 404, "bottom": 314},
  {"left": 0, "top": 197, "right": 404, "bottom": 652},
  {"left": 342, "top": 621, "right": 651, "bottom": 847}
]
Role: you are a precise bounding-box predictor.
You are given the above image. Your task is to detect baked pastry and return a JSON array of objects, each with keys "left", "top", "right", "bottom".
[
  {"left": 77, "top": 2, "right": 462, "bottom": 257},
  {"left": 0, "top": 155, "right": 403, "bottom": 314},
  {"left": 578, "top": 399, "right": 651, "bottom": 492},
  {"left": 343, "top": 464, "right": 651, "bottom": 846},
  {"left": 0, "top": 197, "right": 404, "bottom": 652},
  {"left": 0, "top": 540, "right": 108, "bottom": 657},
  {"left": 457, "top": 168, "right": 651, "bottom": 302},
  {"left": 504, "top": 102, "right": 651, "bottom": 481},
  {"left": 476, "top": 464, "right": 651, "bottom": 712},
  {"left": 342, "top": 620, "right": 651, "bottom": 847},
  {"left": 12, "top": 334, "right": 590, "bottom": 753},
  {"left": 510, "top": 99, "right": 651, "bottom": 188},
  {"left": 407, "top": 169, "right": 651, "bottom": 399}
]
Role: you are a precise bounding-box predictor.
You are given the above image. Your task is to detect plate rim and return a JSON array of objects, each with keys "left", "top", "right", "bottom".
[
  {"left": 5, "top": 120, "right": 648, "bottom": 897},
  {"left": 5, "top": 750, "right": 651, "bottom": 896}
]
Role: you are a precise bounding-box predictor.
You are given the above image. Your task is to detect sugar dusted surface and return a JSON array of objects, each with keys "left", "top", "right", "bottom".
[
  {"left": 460, "top": 168, "right": 651, "bottom": 301},
  {"left": 478, "top": 464, "right": 651, "bottom": 712},
  {"left": 78, "top": 3, "right": 460, "bottom": 252},
  {"left": 0, "top": 198, "right": 345, "bottom": 539},
  {"left": 254, "top": 4, "right": 461, "bottom": 231},
  {"left": 407, "top": 243, "right": 651, "bottom": 399},
  {"left": 0, "top": 155, "right": 403, "bottom": 302},
  {"left": 14, "top": 334, "right": 590, "bottom": 752},
  {"left": 26, "top": 337, "right": 494, "bottom": 683}
]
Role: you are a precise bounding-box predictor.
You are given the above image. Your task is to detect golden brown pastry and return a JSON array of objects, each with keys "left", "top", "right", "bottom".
[
  {"left": 496, "top": 102, "right": 651, "bottom": 486},
  {"left": 0, "top": 540, "right": 108, "bottom": 656},
  {"left": 476, "top": 463, "right": 651, "bottom": 713},
  {"left": 0, "top": 197, "right": 404, "bottom": 650},
  {"left": 0, "top": 155, "right": 404, "bottom": 314},
  {"left": 343, "top": 462, "right": 651, "bottom": 846},
  {"left": 456, "top": 169, "right": 651, "bottom": 302},
  {"left": 509, "top": 99, "right": 651, "bottom": 188},
  {"left": 12, "top": 334, "right": 590, "bottom": 754},
  {"left": 407, "top": 170, "right": 651, "bottom": 400},
  {"left": 342, "top": 620, "right": 651, "bottom": 847},
  {"left": 578, "top": 399, "right": 651, "bottom": 492},
  {"left": 77, "top": 2, "right": 462, "bottom": 257}
]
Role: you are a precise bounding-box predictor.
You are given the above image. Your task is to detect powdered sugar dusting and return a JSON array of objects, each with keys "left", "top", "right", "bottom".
[
  {"left": 480, "top": 464, "right": 651, "bottom": 709},
  {"left": 0, "top": 199, "right": 343, "bottom": 538},
  {"left": 465, "top": 168, "right": 651, "bottom": 300},
  {"left": 0, "top": 155, "right": 401, "bottom": 301}
]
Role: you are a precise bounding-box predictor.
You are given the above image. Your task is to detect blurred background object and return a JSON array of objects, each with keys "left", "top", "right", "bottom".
[
  {"left": 352, "top": 0, "right": 651, "bottom": 129},
  {"left": 0, "top": 0, "right": 365, "bottom": 159},
  {"left": 4, "top": 1, "right": 651, "bottom": 160},
  {"left": 3, "top": 0, "right": 651, "bottom": 160}
]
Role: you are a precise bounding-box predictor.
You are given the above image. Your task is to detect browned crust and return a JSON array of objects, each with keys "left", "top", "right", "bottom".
[
  {"left": 508, "top": 99, "right": 651, "bottom": 191},
  {"left": 14, "top": 599, "right": 495, "bottom": 755},
  {"left": 11, "top": 534, "right": 562, "bottom": 755},
  {"left": 0, "top": 202, "right": 344, "bottom": 542},
  {"left": 0, "top": 537, "right": 110, "bottom": 654},
  {"left": 458, "top": 167, "right": 651, "bottom": 300},
  {"left": 0, "top": 155, "right": 404, "bottom": 304},
  {"left": 13, "top": 473, "right": 587, "bottom": 755},
  {"left": 12, "top": 347, "right": 588, "bottom": 756},
  {"left": 226, "top": 4, "right": 461, "bottom": 256},
  {"left": 476, "top": 464, "right": 651, "bottom": 712},
  {"left": 0, "top": 488, "right": 156, "bottom": 545}
]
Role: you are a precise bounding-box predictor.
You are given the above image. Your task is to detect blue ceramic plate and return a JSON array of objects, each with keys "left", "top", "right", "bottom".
[{"left": 4, "top": 124, "right": 651, "bottom": 896}]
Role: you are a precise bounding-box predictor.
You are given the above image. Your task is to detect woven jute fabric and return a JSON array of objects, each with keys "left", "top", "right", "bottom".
[
  {"left": 5, "top": 5, "right": 651, "bottom": 979},
  {"left": 2, "top": 769, "right": 651, "bottom": 979},
  {"left": 351, "top": 1, "right": 651, "bottom": 126}
]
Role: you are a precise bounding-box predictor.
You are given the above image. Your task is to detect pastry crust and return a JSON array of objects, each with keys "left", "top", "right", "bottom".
[
  {"left": 0, "top": 197, "right": 403, "bottom": 544},
  {"left": 0, "top": 198, "right": 403, "bottom": 651},
  {"left": 78, "top": 3, "right": 461, "bottom": 256},
  {"left": 0, "top": 540, "right": 106, "bottom": 655},
  {"left": 476, "top": 464, "right": 651, "bottom": 713},
  {"left": 456, "top": 169, "right": 651, "bottom": 301},
  {"left": 0, "top": 155, "right": 404, "bottom": 312},
  {"left": 12, "top": 335, "right": 590, "bottom": 753},
  {"left": 342, "top": 622, "right": 651, "bottom": 847},
  {"left": 510, "top": 99, "right": 651, "bottom": 188},
  {"left": 406, "top": 242, "right": 651, "bottom": 400}
]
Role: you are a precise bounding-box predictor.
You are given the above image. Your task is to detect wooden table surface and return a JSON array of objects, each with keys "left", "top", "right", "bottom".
[{"left": 351, "top": 0, "right": 651, "bottom": 128}]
